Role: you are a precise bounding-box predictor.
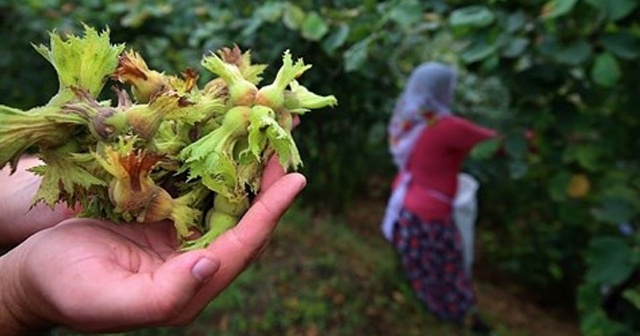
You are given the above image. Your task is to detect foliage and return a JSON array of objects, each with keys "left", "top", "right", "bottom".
[
  {"left": 439, "top": 1, "right": 640, "bottom": 333},
  {"left": 4, "top": 0, "right": 640, "bottom": 332}
]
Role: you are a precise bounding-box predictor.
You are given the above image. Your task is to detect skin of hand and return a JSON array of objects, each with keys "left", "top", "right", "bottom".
[
  {"left": 0, "top": 157, "right": 79, "bottom": 247},
  {"left": 0, "top": 156, "right": 306, "bottom": 334}
]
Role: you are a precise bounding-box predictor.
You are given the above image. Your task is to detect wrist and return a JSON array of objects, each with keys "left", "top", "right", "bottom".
[{"left": 0, "top": 251, "right": 53, "bottom": 335}]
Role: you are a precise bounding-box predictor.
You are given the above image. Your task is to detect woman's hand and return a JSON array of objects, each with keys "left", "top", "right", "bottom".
[
  {"left": 0, "top": 157, "right": 78, "bottom": 247},
  {"left": 0, "top": 157, "right": 305, "bottom": 334}
]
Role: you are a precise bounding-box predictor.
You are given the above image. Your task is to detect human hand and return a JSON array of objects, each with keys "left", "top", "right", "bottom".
[
  {"left": 0, "top": 156, "right": 306, "bottom": 334},
  {"left": 0, "top": 157, "right": 78, "bottom": 247}
]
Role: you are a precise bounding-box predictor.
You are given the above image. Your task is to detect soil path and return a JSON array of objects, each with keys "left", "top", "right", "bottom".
[{"left": 345, "top": 198, "right": 581, "bottom": 336}]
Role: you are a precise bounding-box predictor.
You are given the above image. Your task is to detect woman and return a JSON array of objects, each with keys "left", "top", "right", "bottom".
[{"left": 381, "top": 62, "right": 495, "bottom": 333}]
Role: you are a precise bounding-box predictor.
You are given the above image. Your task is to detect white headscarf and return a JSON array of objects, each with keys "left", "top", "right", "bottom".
[{"left": 381, "top": 62, "right": 457, "bottom": 241}]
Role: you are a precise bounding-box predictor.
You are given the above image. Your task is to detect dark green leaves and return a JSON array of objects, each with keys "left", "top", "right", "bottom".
[
  {"left": 386, "top": 0, "right": 423, "bottom": 30},
  {"left": 282, "top": 3, "right": 305, "bottom": 30},
  {"left": 461, "top": 40, "right": 496, "bottom": 64},
  {"left": 301, "top": 12, "right": 329, "bottom": 41},
  {"left": 584, "top": 0, "right": 638, "bottom": 21},
  {"left": 552, "top": 41, "right": 592, "bottom": 65},
  {"left": 591, "top": 52, "right": 621, "bottom": 87},
  {"left": 541, "top": 0, "right": 579, "bottom": 20},
  {"left": 449, "top": 6, "right": 495, "bottom": 28},
  {"left": 585, "top": 237, "right": 640, "bottom": 286},
  {"left": 322, "top": 24, "right": 350, "bottom": 54},
  {"left": 470, "top": 138, "right": 501, "bottom": 159},
  {"left": 601, "top": 32, "right": 640, "bottom": 60},
  {"left": 592, "top": 198, "right": 637, "bottom": 224},
  {"left": 344, "top": 37, "right": 372, "bottom": 72}
]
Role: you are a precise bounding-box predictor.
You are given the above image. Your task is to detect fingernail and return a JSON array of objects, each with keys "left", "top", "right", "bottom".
[
  {"left": 293, "top": 173, "right": 307, "bottom": 189},
  {"left": 191, "top": 258, "right": 220, "bottom": 282}
]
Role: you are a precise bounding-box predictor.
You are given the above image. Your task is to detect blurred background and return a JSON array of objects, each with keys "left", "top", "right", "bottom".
[{"left": 2, "top": 0, "right": 640, "bottom": 335}]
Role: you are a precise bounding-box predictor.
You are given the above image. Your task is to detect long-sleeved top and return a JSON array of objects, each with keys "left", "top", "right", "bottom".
[{"left": 400, "top": 115, "right": 496, "bottom": 221}]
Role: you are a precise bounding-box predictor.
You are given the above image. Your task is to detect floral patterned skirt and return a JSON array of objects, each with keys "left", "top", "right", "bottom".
[{"left": 392, "top": 208, "right": 477, "bottom": 324}]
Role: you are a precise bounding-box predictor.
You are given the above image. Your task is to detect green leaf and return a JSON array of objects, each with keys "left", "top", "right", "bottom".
[
  {"left": 505, "top": 11, "right": 526, "bottom": 33},
  {"left": 585, "top": 236, "right": 636, "bottom": 286},
  {"left": 33, "top": 25, "right": 125, "bottom": 106},
  {"left": 461, "top": 41, "right": 496, "bottom": 64},
  {"left": 579, "top": 308, "right": 629, "bottom": 335},
  {"left": 592, "top": 198, "right": 637, "bottom": 224},
  {"left": 0, "top": 105, "right": 83, "bottom": 169},
  {"left": 248, "top": 106, "right": 300, "bottom": 169},
  {"left": 449, "top": 6, "right": 495, "bottom": 28},
  {"left": 622, "top": 288, "right": 640, "bottom": 312},
  {"left": 387, "top": 0, "right": 422, "bottom": 30},
  {"left": 254, "top": 2, "right": 285, "bottom": 22},
  {"left": 502, "top": 37, "right": 529, "bottom": 58},
  {"left": 574, "top": 146, "right": 602, "bottom": 171},
  {"left": 321, "top": 24, "right": 350, "bottom": 53},
  {"left": 577, "top": 283, "right": 602, "bottom": 313},
  {"left": 563, "top": 144, "right": 602, "bottom": 171},
  {"left": 201, "top": 171, "right": 235, "bottom": 198},
  {"left": 470, "top": 138, "right": 501, "bottom": 160},
  {"left": 504, "top": 132, "right": 528, "bottom": 158},
  {"left": 585, "top": 0, "right": 638, "bottom": 21},
  {"left": 344, "top": 38, "right": 371, "bottom": 72},
  {"left": 591, "top": 52, "right": 622, "bottom": 87},
  {"left": 548, "top": 263, "right": 563, "bottom": 279},
  {"left": 601, "top": 32, "right": 640, "bottom": 60},
  {"left": 282, "top": 3, "right": 305, "bottom": 30},
  {"left": 241, "top": 3, "right": 286, "bottom": 37},
  {"left": 553, "top": 40, "right": 592, "bottom": 65},
  {"left": 30, "top": 152, "right": 107, "bottom": 208},
  {"left": 508, "top": 160, "right": 528, "bottom": 179},
  {"left": 241, "top": 17, "right": 264, "bottom": 37},
  {"left": 286, "top": 80, "right": 338, "bottom": 113},
  {"left": 266, "top": 125, "right": 301, "bottom": 170},
  {"left": 300, "top": 12, "right": 329, "bottom": 41},
  {"left": 541, "top": 0, "right": 579, "bottom": 20},
  {"left": 548, "top": 170, "right": 571, "bottom": 202},
  {"left": 248, "top": 118, "right": 269, "bottom": 159}
]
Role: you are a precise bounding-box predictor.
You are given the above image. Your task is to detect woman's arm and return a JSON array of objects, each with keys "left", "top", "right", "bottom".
[{"left": 441, "top": 115, "right": 497, "bottom": 152}]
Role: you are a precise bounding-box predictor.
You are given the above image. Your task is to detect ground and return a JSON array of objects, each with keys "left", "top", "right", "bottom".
[
  {"left": 53, "top": 198, "right": 583, "bottom": 336},
  {"left": 346, "top": 198, "right": 581, "bottom": 336}
]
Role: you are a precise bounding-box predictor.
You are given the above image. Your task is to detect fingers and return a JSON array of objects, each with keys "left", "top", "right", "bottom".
[
  {"left": 64, "top": 250, "right": 221, "bottom": 332},
  {"left": 258, "top": 155, "right": 287, "bottom": 193},
  {"left": 292, "top": 114, "right": 301, "bottom": 128},
  {"left": 210, "top": 172, "right": 305, "bottom": 279},
  {"left": 223, "top": 172, "right": 306, "bottom": 260},
  {"left": 174, "top": 173, "right": 305, "bottom": 321},
  {"left": 213, "top": 172, "right": 305, "bottom": 262}
]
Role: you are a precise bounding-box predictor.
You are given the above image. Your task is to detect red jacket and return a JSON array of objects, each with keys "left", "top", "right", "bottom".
[{"left": 399, "top": 115, "right": 495, "bottom": 221}]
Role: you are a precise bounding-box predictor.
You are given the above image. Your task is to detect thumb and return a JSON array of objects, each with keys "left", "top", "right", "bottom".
[{"left": 146, "top": 252, "right": 220, "bottom": 317}]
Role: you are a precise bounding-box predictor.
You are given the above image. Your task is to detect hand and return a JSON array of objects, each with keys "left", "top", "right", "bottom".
[
  {"left": 0, "top": 157, "right": 78, "bottom": 247},
  {"left": 0, "top": 156, "right": 306, "bottom": 334}
]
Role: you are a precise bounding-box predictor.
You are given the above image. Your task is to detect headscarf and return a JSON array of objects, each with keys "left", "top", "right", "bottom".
[
  {"left": 381, "top": 62, "right": 458, "bottom": 241},
  {"left": 388, "top": 62, "right": 457, "bottom": 169}
]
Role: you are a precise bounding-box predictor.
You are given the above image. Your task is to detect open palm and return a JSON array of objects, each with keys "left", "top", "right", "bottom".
[{"left": 1, "top": 157, "right": 306, "bottom": 333}]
